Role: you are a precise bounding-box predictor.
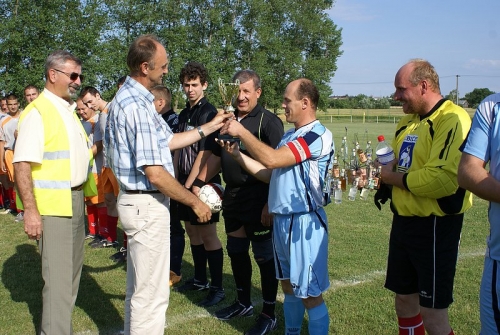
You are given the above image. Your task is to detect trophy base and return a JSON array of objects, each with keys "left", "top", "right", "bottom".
[{"left": 218, "top": 134, "right": 240, "bottom": 143}]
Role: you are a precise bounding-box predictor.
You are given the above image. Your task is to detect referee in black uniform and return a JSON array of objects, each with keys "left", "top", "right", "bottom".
[{"left": 198, "top": 70, "right": 284, "bottom": 335}]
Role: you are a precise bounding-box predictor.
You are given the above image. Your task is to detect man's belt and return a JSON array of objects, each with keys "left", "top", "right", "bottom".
[
  {"left": 71, "top": 184, "right": 83, "bottom": 191},
  {"left": 125, "top": 190, "right": 161, "bottom": 194}
]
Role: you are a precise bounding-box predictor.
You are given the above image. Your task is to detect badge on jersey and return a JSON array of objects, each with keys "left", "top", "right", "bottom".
[{"left": 397, "top": 135, "right": 417, "bottom": 173}]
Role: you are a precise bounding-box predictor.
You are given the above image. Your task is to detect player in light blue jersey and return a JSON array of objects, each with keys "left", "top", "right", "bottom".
[
  {"left": 458, "top": 93, "right": 500, "bottom": 335},
  {"left": 218, "top": 78, "right": 334, "bottom": 335}
]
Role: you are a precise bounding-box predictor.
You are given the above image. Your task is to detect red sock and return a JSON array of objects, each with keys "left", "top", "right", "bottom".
[
  {"left": 97, "top": 207, "right": 109, "bottom": 239},
  {"left": 0, "top": 184, "right": 5, "bottom": 207},
  {"left": 107, "top": 215, "right": 118, "bottom": 242},
  {"left": 86, "top": 205, "right": 98, "bottom": 235},
  {"left": 9, "top": 188, "right": 16, "bottom": 211},
  {"left": 398, "top": 314, "right": 425, "bottom": 335},
  {"left": 449, "top": 330, "right": 455, "bottom": 335},
  {"left": 123, "top": 232, "right": 128, "bottom": 249}
]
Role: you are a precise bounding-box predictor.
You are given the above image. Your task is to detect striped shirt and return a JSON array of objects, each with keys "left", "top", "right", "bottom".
[
  {"left": 105, "top": 76, "right": 174, "bottom": 191},
  {"left": 462, "top": 93, "right": 500, "bottom": 258},
  {"left": 268, "top": 120, "right": 334, "bottom": 214}
]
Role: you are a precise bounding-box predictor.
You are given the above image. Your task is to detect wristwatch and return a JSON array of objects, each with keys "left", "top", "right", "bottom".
[{"left": 197, "top": 126, "right": 205, "bottom": 139}]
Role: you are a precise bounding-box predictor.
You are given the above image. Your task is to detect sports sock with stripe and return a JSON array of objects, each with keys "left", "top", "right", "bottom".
[
  {"left": 398, "top": 314, "right": 425, "bottom": 335},
  {"left": 283, "top": 293, "right": 304, "bottom": 335}
]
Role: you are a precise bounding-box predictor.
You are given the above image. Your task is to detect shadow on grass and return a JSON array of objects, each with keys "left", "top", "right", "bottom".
[
  {"left": 77, "top": 262, "right": 125, "bottom": 334},
  {"left": 1, "top": 243, "right": 43, "bottom": 333},
  {"left": 2, "top": 243, "right": 125, "bottom": 334},
  {"left": 172, "top": 257, "right": 284, "bottom": 334}
]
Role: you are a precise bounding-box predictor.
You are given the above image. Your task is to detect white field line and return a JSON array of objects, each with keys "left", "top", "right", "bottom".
[{"left": 75, "top": 249, "right": 484, "bottom": 334}]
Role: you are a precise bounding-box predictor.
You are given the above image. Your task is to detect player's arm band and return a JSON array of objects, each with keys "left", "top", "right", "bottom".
[{"left": 192, "top": 178, "right": 206, "bottom": 188}]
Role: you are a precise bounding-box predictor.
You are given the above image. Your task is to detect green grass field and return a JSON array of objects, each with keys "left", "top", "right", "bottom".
[{"left": 0, "top": 120, "right": 488, "bottom": 334}]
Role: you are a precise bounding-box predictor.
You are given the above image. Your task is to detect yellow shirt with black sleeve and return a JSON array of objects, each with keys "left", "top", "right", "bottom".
[{"left": 390, "top": 99, "right": 472, "bottom": 217}]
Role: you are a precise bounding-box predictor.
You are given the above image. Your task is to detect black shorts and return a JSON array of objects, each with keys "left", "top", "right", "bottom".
[
  {"left": 177, "top": 174, "right": 220, "bottom": 225},
  {"left": 177, "top": 201, "right": 219, "bottom": 225},
  {"left": 223, "top": 214, "right": 272, "bottom": 242},
  {"left": 384, "top": 213, "right": 463, "bottom": 309},
  {"left": 170, "top": 200, "right": 185, "bottom": 235}
]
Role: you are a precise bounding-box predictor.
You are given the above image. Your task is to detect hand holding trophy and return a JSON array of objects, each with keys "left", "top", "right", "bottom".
[{"left": 218, "top": 78, "right": 240, "bottom": 142}]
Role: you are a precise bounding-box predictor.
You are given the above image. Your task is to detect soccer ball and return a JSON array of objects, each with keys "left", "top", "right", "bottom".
[{"left": 198, "top": 183, "right": 224, "bottom": 213}]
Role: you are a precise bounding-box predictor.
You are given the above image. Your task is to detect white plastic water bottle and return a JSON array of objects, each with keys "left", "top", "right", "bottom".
[{"left": 375, "top": 135, "right": 395, "bottom": 165}]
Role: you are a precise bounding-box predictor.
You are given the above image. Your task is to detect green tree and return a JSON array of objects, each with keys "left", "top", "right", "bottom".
[
  {"left": 464, "top": 88, "right": 496, "bottom": 108},
  {"left": 0, "top": 0, "right": 343, "bottom": 110},
  {"left": 0, "top": 0, "right": 109, "bottom": 104},
  {"left": 446, "top": 89, "right": 458, "bottom": 104}
]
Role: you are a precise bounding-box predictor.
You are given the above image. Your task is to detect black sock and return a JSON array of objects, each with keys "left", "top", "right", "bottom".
[
  {"left": 191, "top": 243, "right": 207, "bottom": 283},
  {"left": 206, "top": 248, "right": 224, "bottom": 288},
  {"left": 229, "top": 250, "right": 252, "bottom": 306},
  {"left": 170, "top": 233, "right": 185, "bottom": 275},
  {"left": 257, "top": 258, "right": 278, "bottom": 318}
]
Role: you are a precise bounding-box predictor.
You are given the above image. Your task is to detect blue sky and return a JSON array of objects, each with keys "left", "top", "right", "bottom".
[{"left": 327, "top": 0, "right": 500, "bottom": 98}]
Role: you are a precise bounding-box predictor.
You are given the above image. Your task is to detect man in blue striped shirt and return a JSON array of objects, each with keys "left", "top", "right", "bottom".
[{"left": 105, "top": 34, "right": 231, "bottom": 334}]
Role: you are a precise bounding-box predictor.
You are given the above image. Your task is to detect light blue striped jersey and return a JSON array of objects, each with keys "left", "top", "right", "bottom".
[
  {"left": 269, "top": 120, "right": 334, "bottom": 214},
  {"left": 462, "top": 93, "right": 500, "bottom": 259}
]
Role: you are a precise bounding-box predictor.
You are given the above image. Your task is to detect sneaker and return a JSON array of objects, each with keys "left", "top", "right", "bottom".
[
  {"left": 169, "top": 270, "right": 182, "bottom": 286},
  {"left": 198, "top": 287, "right": 225, "bottom": 307},
  {"left": 14, "top": 212, "right": 24, "bottom": 222},
  {"left": 110, "top": 247, "right": 127, "bottom": 263},
  {"left": 85, "top": 234, "right": 96, "bottom": 240},
  {"left": 88, "top": 235, "right": 104, "bottom": 247},
  {"left": 92, "top": 239, "right": 118, "bottom": 249},
  {"left": 215, "top": 300, "right": 253, "bottom": 320},
  {"left": 174, "top": 278, "right": 209, "bottom": 292},
  {"left": 245, "top": 313, "right": 277, "bottom": 335},
  {"left": 0, "top": 208, "right": 11, "bottom": 215}
]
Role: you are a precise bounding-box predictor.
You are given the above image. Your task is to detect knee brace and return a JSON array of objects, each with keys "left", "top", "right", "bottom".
[
  {"left": 251, "top": 239, "right": 274, "bottom": 264},
  {"left": 226, "top": 236, "right": 250, "bottom": 256}
]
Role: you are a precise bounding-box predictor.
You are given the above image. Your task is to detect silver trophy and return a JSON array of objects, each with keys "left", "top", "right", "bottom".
[
  {"left": 218, "top": 78, "right": 240, "bottom": 113},
  {"left": 218, "top": 78, "right": 240, "bottom": 142}
]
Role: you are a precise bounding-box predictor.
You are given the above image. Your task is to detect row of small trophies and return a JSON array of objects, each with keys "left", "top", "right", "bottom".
[{"left": 325, "top": 136, "right": 382, "bottom": 204}]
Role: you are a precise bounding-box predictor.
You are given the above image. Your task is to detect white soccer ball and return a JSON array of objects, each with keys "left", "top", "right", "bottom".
[{"left": 198, "top": 183, "right": 224, "bottom": 213}]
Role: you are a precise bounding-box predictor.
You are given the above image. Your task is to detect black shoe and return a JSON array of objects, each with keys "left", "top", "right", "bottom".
[
  {"left": 198, "top": 287, "right": 225, "bottom": 307},
  {"left": 215, "top": 300, "right": 254, "bottom": 320},
  {"left": 174, "top": 278, "right": 209, "bottom": 292},
  {"left": 109, "top": 247, "right": 127, "bottom": 263},
  {"left": 88, "top": 235, "right": 104, "bottom": 247},
  {"left": 92, "top": 239, "right": 118, "bottom": 249},
  {"left": 245, "top": 313, "right": 277, "bottom": 335}
]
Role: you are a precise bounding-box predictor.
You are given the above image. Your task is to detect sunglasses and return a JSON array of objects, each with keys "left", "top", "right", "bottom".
[{"left": 53, "top": 68, "right": 84, "bottom": 82}]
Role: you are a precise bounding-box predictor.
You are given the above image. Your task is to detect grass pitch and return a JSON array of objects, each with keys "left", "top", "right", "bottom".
[{"left": 0, "top": 119, "right": 486, "bottom": 334}]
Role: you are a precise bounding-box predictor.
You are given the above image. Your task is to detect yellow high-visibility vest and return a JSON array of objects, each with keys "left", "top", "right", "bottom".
[{"left": 18, "top": 92, "right": 95, "bottom": 216}]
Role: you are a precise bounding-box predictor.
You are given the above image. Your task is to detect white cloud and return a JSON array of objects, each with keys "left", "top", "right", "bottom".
[
  {"left": 464, "top": 59, "right": 500, "bottom": 70},
  {"left": 326, "top": 1, "right": 376, "bottom": 22}
]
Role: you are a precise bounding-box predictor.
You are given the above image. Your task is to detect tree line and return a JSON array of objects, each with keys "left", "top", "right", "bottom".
[
  {"left": 328, "top": 87, "right": 497, "bottom": 111},
  {"left": 0, "top": 0, "right": 342, "bottom": 111}
]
